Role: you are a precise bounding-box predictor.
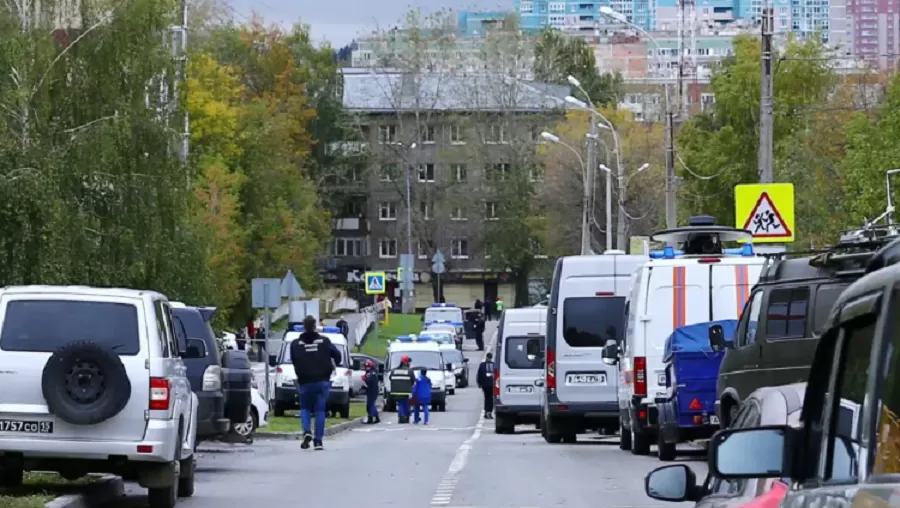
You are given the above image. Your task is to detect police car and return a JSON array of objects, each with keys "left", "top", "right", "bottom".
[
  {"left": 424, "top": 303, "right": 465, "bottom": 338},
  {"left": 383, "top": 335, "right": 449, "bottom": 412},
  {"left": 419, "top": 331, "right": 468, "bottom": 391},
  {"left": 272, "top": 325, "right": 355, "bottom": 419}
]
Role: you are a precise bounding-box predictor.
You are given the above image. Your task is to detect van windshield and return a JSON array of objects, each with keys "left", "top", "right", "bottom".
[
  {"left": 0, "top": 300, "right": 141, "bottom": 355},
  {"left": 389, "top": 351, "right": 443, "bottom": 370},
  {"left": 505, "top": 336, "right": 545, "bottom": 369},
  {"left": 562, "top": 297, "right": 626, "bottom": 348}
]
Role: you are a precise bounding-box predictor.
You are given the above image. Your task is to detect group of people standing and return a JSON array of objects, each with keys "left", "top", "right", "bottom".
[{"left": 473, "top": 297, "right": 504, "bottom": 321}]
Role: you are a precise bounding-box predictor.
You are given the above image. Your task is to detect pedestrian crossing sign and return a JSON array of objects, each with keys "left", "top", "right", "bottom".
[
  {"left": 734, "top": 183, "right": 795, "bottom": 243},
  {"left": 365, "top": 272, "right": 386, "bottom": 295}
]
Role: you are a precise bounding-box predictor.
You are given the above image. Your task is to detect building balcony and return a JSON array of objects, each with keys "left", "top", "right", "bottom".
[{"left": 332, "top": 217, "right": 370, "bottom": 234}]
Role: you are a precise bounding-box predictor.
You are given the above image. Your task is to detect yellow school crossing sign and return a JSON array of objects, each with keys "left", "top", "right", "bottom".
[{"left": 734, "top": 183, "right": 795, "bottom": 243}]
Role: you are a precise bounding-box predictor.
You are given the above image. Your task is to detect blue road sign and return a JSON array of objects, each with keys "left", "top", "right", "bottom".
[{"left": 365, "top": 271, "right": 386, "bottom": 295}]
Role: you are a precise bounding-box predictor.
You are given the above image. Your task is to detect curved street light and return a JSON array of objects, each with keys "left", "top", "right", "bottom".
[{"left": 540, "top": 131, "right": 592, "bottom": 254}]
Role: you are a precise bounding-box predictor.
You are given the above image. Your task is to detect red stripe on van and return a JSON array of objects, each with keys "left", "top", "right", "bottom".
[
  {"left": 673, "top": 267, "right": 687, "bottom": 328},
  {"left": 733, "top": 265, "right": 750, "bottom": 316}
]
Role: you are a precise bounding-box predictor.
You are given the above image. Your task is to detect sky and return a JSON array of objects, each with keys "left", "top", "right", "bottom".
[{"left": 224, "top": 0, "right": 509, "bottom": 46}]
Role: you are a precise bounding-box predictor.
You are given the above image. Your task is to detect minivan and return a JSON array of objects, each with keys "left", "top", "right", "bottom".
[
  {"left": 542, "top": 251, "right": 646, "bottom": 444},
  {"left": 494, "top": 307, "right": 547, "bottom": 434}
]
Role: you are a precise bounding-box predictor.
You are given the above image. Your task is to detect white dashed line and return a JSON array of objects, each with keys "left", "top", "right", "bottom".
[{"left": 430, "top": 332, "right": 496, "bottom": 506}]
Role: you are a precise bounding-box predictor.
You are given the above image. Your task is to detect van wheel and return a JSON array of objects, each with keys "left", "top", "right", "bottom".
[
  {"left": 177, "top": 457, "right": 195, "bottom": 497},
  {"left": 438, "top": 403, "right": 446, "bottom": 412},
  {"left": 657, "top": 433, "right": 676, "bottom": 461},
  {"left": 339, "top": 404, "right": 350, "bottom": 419},
  {"left": 273, "top": 403, "right": 286, "bottom": 417},
  {"left": 619, "top": 420, "right": 632, "bottom": 451},
  {"left": 562, "top": 433, "right": 577, "bottom": 444},
  {"left": 0, "top": 463, "right": 23, "bottom": 488},
  {"left": 631, "top": 428, "right": 651, "bottom": 455},
  {"left": 385, "top": 398, "right": 396, "bottom": 412},
  {"left": 495, "top": 414, "right": 515, "bottom": 434},
  {"left": 543, "top": 416, "right": 562, "bottom": 444}
]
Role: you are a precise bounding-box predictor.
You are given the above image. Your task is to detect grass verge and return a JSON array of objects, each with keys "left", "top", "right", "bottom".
[
  {"left": 359, "top": 312, "right": 423, "bottom": 358},
  {"left": 265, "top": 402, "right": 368, "bottom": 433},
  {"left": 0, "top": 473, "right": 97, "bottom": 508}
]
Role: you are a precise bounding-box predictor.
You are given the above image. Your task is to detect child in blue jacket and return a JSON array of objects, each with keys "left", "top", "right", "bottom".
[{"left": 411, "top": 368, "right": 432, "bottom": 425}]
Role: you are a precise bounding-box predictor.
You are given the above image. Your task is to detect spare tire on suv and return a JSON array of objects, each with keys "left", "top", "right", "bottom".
[
  {"left": 42, "top": 341, "right": 132, "bottom": 425},
  {"left": 221, "top": 350, "right": 252, "bottom": 424}
]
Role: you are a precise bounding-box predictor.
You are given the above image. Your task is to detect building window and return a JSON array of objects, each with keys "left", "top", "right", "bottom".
[
  {"left": 486, "top": 163, "right": 510, "bottom": 182},
  {"left": 485, "top": 201, "right": 498, "bottom": 220},
  {"left": 379, "top": 239, "right": 398, "bottom": 258},
  {"left": 420, "top": 125, "right": 435, "bottom": 144},
  {"left": 379, "top": 201, "right": 397, "bottom": 221},
  {"left": 417, "top": 241, "right": 428, "bottom": 259},
  {"left": 451, "top": 207, "right": 467, "bottom": 221},
  {"left": 334, "top": 238, "right": 365, "bottom": 257},
  {"left": 417, "top": 164, "right": 435, "bottom": 182},
  {"left": 452, "top": 164, "right": 467, "bottom": 183},
  {"left": 486, "top": 124, "right": 507, "bottom": 143},
  {"left": 530, "top": 166, "right": 544, "bottom": 182},
  {"left": 379, "top": 164, "right": 396, "bottom": 182},
  {"left": 420, "top": 201, "right": 432, "bottom": 220},
  {"left": 451, "top": 238, "right": 469, "bottom": 259},
  {"left": 378, "top": 125, "right": 396, "bottom": 144},
  {"left": 449, "top": 125, "right": 464, "bottom": 144}
]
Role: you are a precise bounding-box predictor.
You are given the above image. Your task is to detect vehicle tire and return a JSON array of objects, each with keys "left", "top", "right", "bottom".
[
  {"left": 619, "top": 419, "right": 632, "bottom": 451},
  {"left": 543, "top": 416, "right": 562, "bottom": 444},
  {"left": 41, "top": 341, "right": 132, "bottom": 426},
  {"left": 657, "top": 432, "right": 676, "bottom": 462},
  {"left": 449, "top": 388, "right": 456, "bottom": 395},
  {"left": 494, "top": 414, "right": 514, "bottom": 434},
  {"left": 439, "top": 403, "right": 447, "bottom": 412},
  {"left": 562, "top": 433, "right": 577, "bottom": 444},
  {"left": 273, "top": 403, "right": 286, "bottom": 417},
  {"left": 339, "top": 404, "right": 350, "bottom": 419},
  {"left": 0, "top": 463, "right": 23, "bottom": 488},
  {"left": 631, "top": 428, "right": 651, "bottom": 456},
  {"left": 177, "top": 457, "right": 195, "bottom": 498},
  {"left": 230, "top": 407, "right": 257, "bottom": 439},
  {"left": 148, "top": 483, "right": 177, "bottom": 508}
]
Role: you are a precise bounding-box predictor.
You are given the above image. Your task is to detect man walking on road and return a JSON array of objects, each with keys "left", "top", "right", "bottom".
[
  {"left": 289, "top": 315, "right": 342, "bottom": 450},
  {"left": 477, "top": 353, "right": 497, "bottom": 419}
]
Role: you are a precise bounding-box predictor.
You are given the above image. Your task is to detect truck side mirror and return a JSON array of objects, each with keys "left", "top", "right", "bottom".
[
  {"left": 601, "top": 339, "right": 619, "bottom": 365},
  {"left": 709, "top": 324, "right": 730, "bottom": 352}
]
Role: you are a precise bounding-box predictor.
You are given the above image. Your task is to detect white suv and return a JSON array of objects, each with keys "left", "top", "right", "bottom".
[{"left": 0, "top": 286, "right": 198, "bottom": 508}]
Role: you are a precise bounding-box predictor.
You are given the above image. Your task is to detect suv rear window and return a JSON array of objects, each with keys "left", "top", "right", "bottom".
[
  {"left": 172, "top": 308, "right": 220, "bottom": 376},
  {"left": 562, "top": 297, "right": 625, "bottom": 347},
  {"left": 505, "top": 336, "right": 545, "bottom": 369},
  {"left": 0, "top": 300, "right": 140, "bottom": 355}
]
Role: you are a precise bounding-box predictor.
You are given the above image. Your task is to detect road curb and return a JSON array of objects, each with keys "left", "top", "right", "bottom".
[
  {"left": 45, "top": 475, "right": 124, "bottom": 508},
  {"left": 256, "top": 417, "right": 367, "bottom": 440}
]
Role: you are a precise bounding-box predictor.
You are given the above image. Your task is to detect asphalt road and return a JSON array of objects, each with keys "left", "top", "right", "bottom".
[{"left": 105, "top": 321, "right": 708, "bottom": 508}]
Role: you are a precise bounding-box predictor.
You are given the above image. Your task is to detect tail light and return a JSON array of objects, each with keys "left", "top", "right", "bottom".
[
  {"left": 345, "top": 370, "right": 352, "bottom": 377},
  {"left": 493, "top": 372, "right": 500, "bottom": 397},
  {"left": 546, "top": 347, "right": 556, "bottom": 392},
  {"left": 275, "top": 367, "right": 283, "bottom": 374},
  {"left": 150, "top": 378, "right": 171, "bottom": 410},
  {"left": 202, "top": 365, "right": 222, "bottom": 392},
  {"left": 634, "top": 357, "right": 647, "bottom": 397}
]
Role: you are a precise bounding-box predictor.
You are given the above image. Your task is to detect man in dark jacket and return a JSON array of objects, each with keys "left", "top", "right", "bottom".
[
  {"left": 474, "top": 316, "right": 486, "bottom": 351},
  {"left": 476, "top": 353, "right": 497, "bottom": 419},
  {"left": 336, "top": 317, "right": 350, "bottom": 339},
  {"left": 289, "top": 315, "right": 342, "bottom": 450},
  {"left": 388, "top": 355, "right": 416, "bottom": 424},
  {"left": 362, "top": 360, "right": 380, "bottom": 424}
]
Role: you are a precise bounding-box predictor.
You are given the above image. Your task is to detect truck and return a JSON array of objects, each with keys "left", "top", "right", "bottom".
[{"left": 655, "top": 319, "right": 737, "bottom": 461}]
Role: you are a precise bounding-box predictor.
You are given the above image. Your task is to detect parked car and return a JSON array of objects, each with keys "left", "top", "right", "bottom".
[
  {"left": 230, "top": 386, "right": 269, "bottom": 440},
  {"left": 171, "top": 303, "right": 252, "bottom": 443},
  {"left": 645, "top": 382, "right": 859, "bottom": 508},
  {"left": 0, "top": 286, "right": 199, "bottom": 508}
]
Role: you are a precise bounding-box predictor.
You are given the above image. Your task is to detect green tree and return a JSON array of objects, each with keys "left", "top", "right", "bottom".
[{"left": 533, "top": 28, "right": 623, "bottom": 106}]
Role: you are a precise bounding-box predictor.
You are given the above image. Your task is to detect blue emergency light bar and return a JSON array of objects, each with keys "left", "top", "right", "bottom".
[
  {"left": 395, "top": 335, "right": 415, "bottom": 342},
  {"left": 322, "top": 327, "right": 341, "bottom": 333},
  {"left": 290, "top": 325, "right": 342, "bottom": 333},
  {"left": 648, "top": 243, "right": 754, "bottom": 260},
  {"left": 430, "top": 303, "right": 456, "bottom": 307}
]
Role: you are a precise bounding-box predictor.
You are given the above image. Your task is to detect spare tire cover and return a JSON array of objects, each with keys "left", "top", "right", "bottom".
[{"left": 42, "top": 341, "right": 132, "bottom": 426}]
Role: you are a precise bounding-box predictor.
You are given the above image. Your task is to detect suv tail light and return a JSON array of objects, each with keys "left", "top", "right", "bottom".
[
  {"left": 546, "top": 347, "right": 556, "bottom": 392},
  {"left": 150, "top": 378, "right": 171, "bottom": 410},
  {"left": 345, "top": 370, "right": 352, "bottom": 377},
  {"left": 202, "top": 365, "right": 222, "bottom": 391},
  {"left": 634, "top": 357, "right": 647, "bottom": 397}
]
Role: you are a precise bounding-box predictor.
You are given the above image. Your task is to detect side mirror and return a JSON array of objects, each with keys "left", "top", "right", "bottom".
[
  {"left": 463, "top": 358, "right": 469, "bottom": 363},
  {"left": 601, "top": 339, "right": 619, "bottom": 365},
  {"left": 446, "top": 363, "right": 454, "bottom": 371},
  {"left": 709, "top": 324, "right": 731, "bottom": 352},
  {"left": 182, "top": 338, "right": 206, "bottom": 359},
  {"left": 709, "top": 426, "right": 790, "bottom": 479},
  {"left": 644, "top": 464, "right": 698, "bottom": 502}
]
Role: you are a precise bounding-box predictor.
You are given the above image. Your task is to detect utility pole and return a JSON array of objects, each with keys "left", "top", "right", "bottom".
[
  {"left": 758, "top": 0, "right": 775, "bottom": 183},
  {"left": 583, "top": 116, "right": 597, "bottom": 255},
  {"left": 664, "top": 110, "right": 677, "bottom": 229}
]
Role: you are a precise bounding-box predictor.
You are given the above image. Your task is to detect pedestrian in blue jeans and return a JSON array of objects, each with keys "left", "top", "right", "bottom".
[
  {"left": 412, "top": 368, "right": 432, "bottom": 425},
  {"left": 289, "top": 315, "right": 342, "bottom": 450}
]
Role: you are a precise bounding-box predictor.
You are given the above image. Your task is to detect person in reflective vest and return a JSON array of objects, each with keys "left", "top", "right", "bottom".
[
  {"left": 477, "top": 353, "right": 497, "bottom": 419},
  {"left": 362, "top": 360, "right": 380, "bottom": 424},
  {"left": 389, "top": 356, "right": 416, "bottom": 424},
  {"left": 495, "top": 297, "right": 504, "bottom": 315}
]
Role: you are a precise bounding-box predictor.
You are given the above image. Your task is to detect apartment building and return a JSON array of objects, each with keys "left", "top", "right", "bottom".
[{"left": 322, "top": 69, "right": 567, "bottom": 307}]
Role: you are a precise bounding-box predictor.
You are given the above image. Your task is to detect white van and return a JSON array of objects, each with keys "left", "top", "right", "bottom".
[
  {"left": 494, "top": 307, "right": 547, "bottom": 434},
  {"left": 604, "top": 219, "right": 764, "bottom": 456},
  {"left": 542, "top": 250, "right": 646, "bottom": 444},
  {"left": 423, "top": 304, "right": 464, "bottom": 337}
]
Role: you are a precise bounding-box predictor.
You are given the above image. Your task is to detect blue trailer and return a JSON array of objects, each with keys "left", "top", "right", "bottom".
[{"left": 655, "top": 319, "right": 737, "bottom": 462}]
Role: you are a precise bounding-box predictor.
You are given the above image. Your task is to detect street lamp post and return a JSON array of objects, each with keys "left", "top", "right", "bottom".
[
  {"left": 541, "top": 131, "right": 591, "bottom": 255},
  {"left": 600, "top": 162, "right": 650, "bottom": 240},
  {"left": 599, "top": 6, "right": 677, "bottom": 230},
  {"left": 404, "top": 142, "right": 417, "bottom": 314}
]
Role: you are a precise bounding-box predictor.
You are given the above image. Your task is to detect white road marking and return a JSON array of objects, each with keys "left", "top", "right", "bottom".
[{"left": 430, "top": 330, "right": 497, "bottom": 507}]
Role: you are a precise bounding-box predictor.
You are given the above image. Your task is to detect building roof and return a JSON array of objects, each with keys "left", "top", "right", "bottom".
[{"left": 342, "top": 71, "right": 569, "bottom": 113}]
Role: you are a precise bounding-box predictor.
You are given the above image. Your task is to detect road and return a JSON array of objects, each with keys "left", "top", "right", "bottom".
[{"left": 105, "top": 321, "right": 707, "bottom": 508}]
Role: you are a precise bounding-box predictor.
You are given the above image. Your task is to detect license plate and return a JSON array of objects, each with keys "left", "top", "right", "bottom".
[
  {"left": 506, "top": 385, "right": 534, "bottom": 393},
  {"left": 0, "top": 419, "right": 53, "bottom": 434},
  {"left": 710, "top": 415, "right": 720, "bottom": 425},
  {"left": 566, "top": 373, "right": 606, "bottom": 385}
]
